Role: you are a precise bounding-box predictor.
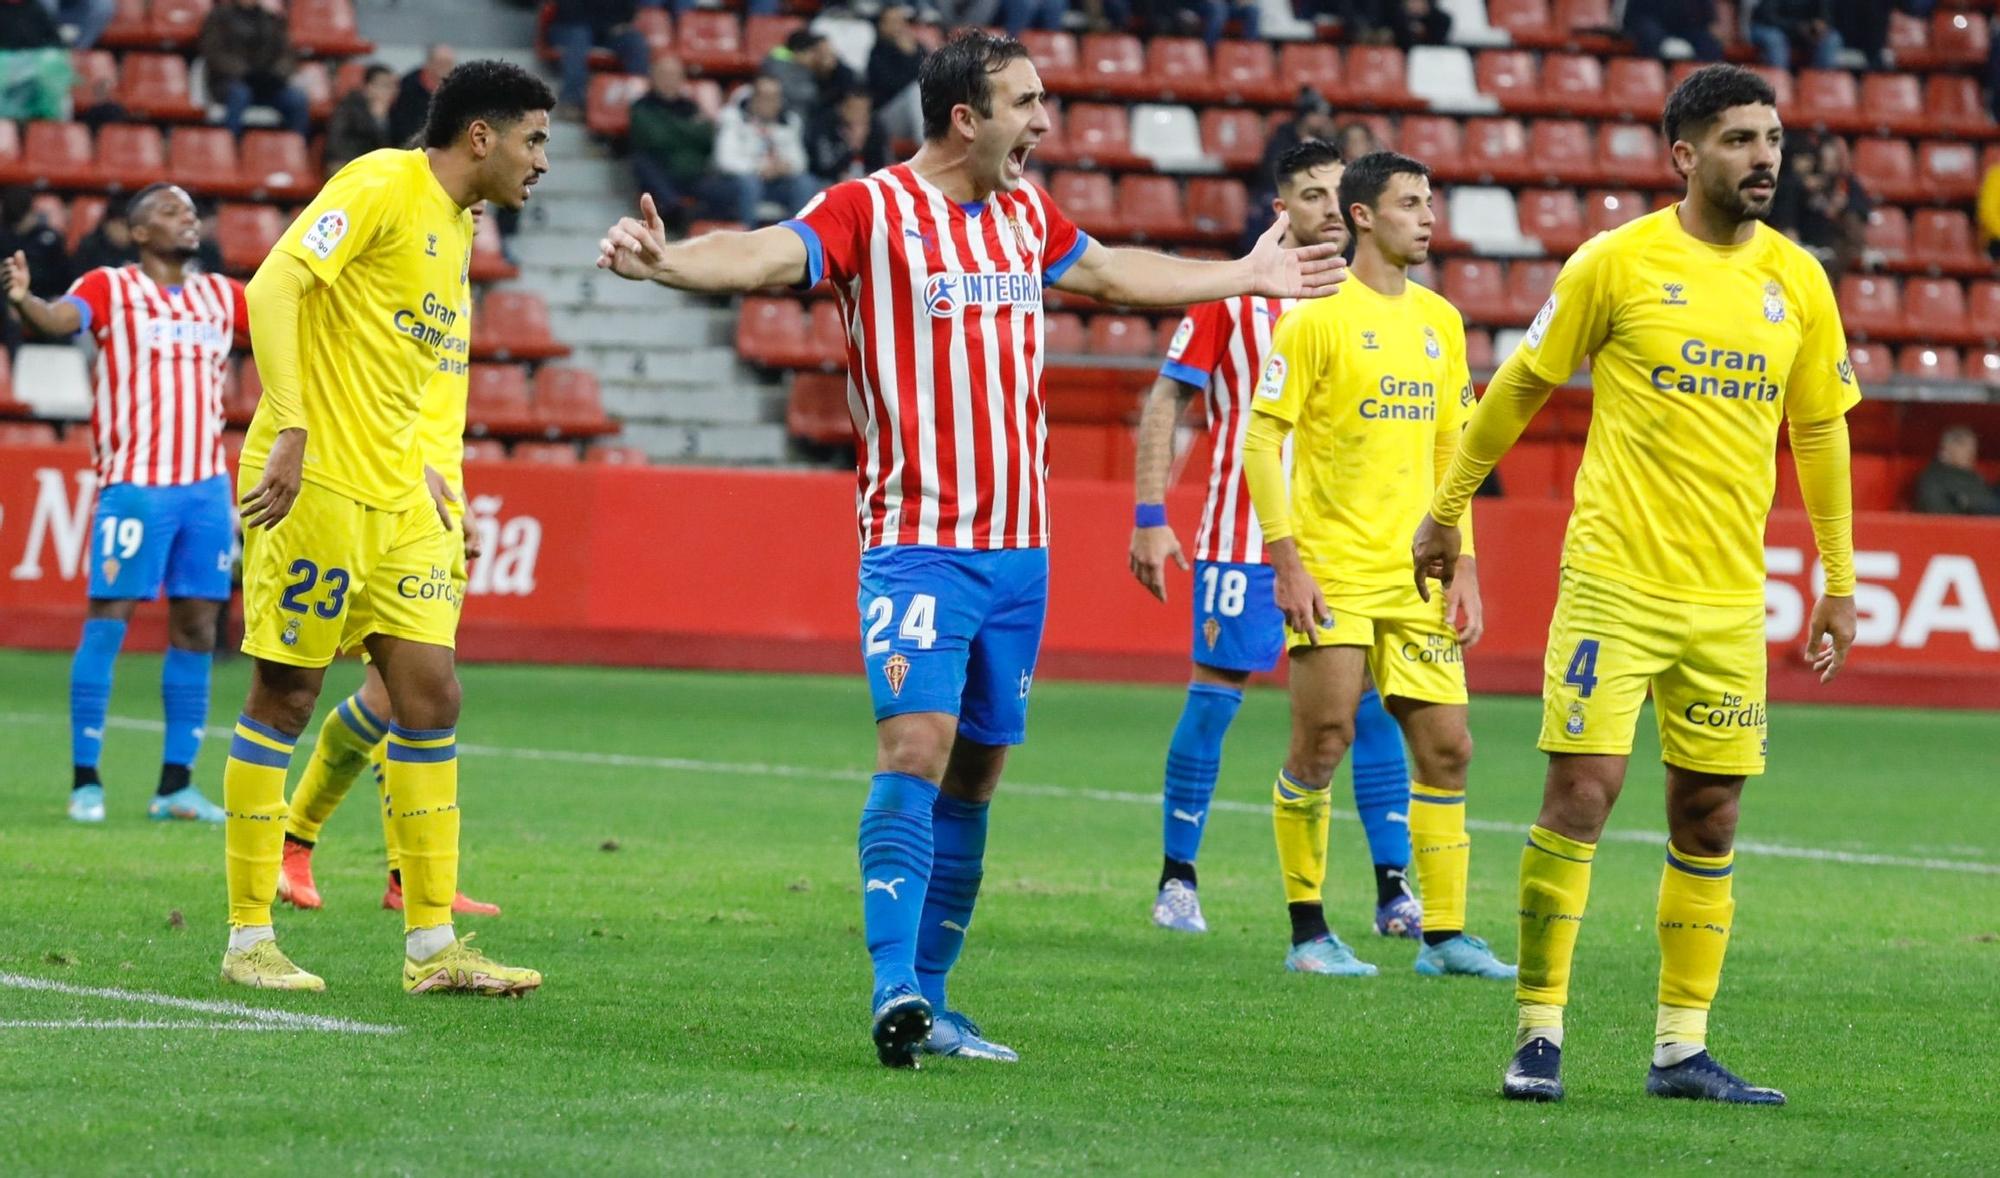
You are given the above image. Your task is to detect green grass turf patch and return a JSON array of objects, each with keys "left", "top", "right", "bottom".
[{"left": 0, "top": 650, "right": 1995, "bottom": 1174}]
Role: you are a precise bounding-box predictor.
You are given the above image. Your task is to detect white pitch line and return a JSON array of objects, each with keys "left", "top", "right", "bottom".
[
  {"left": 4, "top": 710, "right": 1995, "bottom": 877},
  {"left": 0, "top": 972, "right": 400, "bottom": 1035},
  {"left": 0, "top": 1019, "right": 332, "bottom": 1032}
]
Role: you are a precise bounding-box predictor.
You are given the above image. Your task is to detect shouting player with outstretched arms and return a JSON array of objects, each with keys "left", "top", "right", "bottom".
[
  {"left": 219, "top": 62, "right": 551, "bottom": 995},
  {"left": 1127, "top": 140, "right": 1424, "bottom": 942},
  {"left": 597, "top": 30, "right": 1347, "bottom": 1068},
  {"left": 1243, "top": 151, "right": 1513, "bottom": 983},
  {"left": 7, "top": 185, "right": 242, "bottom": 826},
  {"left": 1412, "top": 64, "right": 1860, "bottom": 1105}
]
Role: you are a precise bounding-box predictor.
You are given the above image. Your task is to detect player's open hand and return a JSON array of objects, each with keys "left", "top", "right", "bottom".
[
  {"left": 596, "top": 194, "right": 670, "bottom": 282},
  {"left": 424, "top": 464, "right": 458, "bottom": 535},
  {"left": 3, "top": 250, "right": 28, "bottom": 304},
  {"left": 240, "top": 428, "right": 305, "bottom": 530},
  {"left": 1129, "top": 523, "right": 1187, "bottom": 603},
  {"left": 1805, "top": 593, "right": 1856, "bottom": 684},
  {"left": 1247, "top": 213, "right": 1347, "bottom": 300},
  {"left": 1445, "top": 556, "right": 1484, "bottom": 647},
  {"left": 1411, "top": 512, "right": 1461, "bottom": 601},
  {"left": 1273, "top": 561, "right": 1330, "bottom": 644}
]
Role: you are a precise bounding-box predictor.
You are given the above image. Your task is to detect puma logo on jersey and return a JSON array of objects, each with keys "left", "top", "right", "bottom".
[
  {"left": 866, "top": 877, "right": 906, "bottom": 901},
  {"left": 1171, "top": 808, "right": 1205, "bottom": 825}
]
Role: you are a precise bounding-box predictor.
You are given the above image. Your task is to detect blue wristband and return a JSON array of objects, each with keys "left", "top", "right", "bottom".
[{"left": 1135, "top": 503, "right": 1168, "bottom": 528}]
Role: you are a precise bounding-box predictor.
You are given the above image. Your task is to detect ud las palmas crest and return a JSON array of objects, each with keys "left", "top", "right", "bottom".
[
  {"left": 1763, "top": 280, "right": 1786, "bottom": 324},
  {"left": 883, "top": 652, "right": 911, "bottom": 697}
]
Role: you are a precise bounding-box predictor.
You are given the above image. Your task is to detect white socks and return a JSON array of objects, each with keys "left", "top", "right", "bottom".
[
  {"left": 406, "top": 924, "right": 456, "bottom": 961},
  {"left": 227, "top": 924, "right": 275, "bottom": 953},
  {"left": 1653, "top": 1040, "right": 1705, "bottom": 1068}
]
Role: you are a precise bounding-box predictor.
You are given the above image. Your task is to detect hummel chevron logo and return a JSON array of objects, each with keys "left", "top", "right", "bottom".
[
  {"left": 866, "top": 877, "right": 906, "bottom": 901},
  {"left": 1171, "top": 808, "right": 1205, "bottom": 825}
]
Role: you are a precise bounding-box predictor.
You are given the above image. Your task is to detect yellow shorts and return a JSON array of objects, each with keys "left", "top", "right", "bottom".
[
  {"left": 238, "top": 467, "right": 462, "bottom": 669},
  {"left": 350, "top": 499, "right": 468, "bottom": 665},
  {"left": 1538, "top": 567, "right": 1768, "bottom": 776},
  {"left": 1286, "top": 581, "right": 1467, "bottom": 706}
]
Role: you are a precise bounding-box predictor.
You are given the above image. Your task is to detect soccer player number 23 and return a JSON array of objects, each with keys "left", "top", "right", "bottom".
[{"left": 279, "top": 559, "right": 352, "bottom": 620}]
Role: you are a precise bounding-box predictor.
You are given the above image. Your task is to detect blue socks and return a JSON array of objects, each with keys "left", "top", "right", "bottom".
[
  {"left": 1350, "top": 687, "right": 1412, "bottom": 873},
  {"left": 160, "top": 645, "right": 212, "bottom": 774},
  {"left": 916, "top": 793, "right": 989, "bottom": 1011},
  {"left": 1161, "top": 682, "right": 1244, "bottom": 872},
  {"left": 69, "top": 618, "right": 127, "bottom": 783},
  {"left": 858, "top": 771, "right": 938, "bottom": 1004}
]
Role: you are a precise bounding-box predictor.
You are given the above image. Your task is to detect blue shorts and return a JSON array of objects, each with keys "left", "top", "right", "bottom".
[
  {"left": 857, "top": 545, "right": 1049, "bottom": 746},
  {"left": 86, "top": 476, "right": 235, "bottom": 602},
  {"left": 1190, "top": 560, "right": 1283, "bottom": 673}
]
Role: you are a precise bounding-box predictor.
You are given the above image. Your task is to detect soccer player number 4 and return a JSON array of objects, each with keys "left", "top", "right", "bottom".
[
  {"left": 1564, "top": 639, "right": 1601, "bottom": 698},
  {"left": 864, "top": 594, "right": 938, "bottom": 653}
]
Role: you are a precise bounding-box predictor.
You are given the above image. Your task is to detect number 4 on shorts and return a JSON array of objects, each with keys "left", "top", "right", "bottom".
[{"left": 1564, "top": 639, "right": 1601, "bottom": 698}]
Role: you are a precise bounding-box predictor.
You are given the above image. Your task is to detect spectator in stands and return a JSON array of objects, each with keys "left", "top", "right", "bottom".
[
  {"left": 1803, "top": 135, "right": 1870, "bottom": 281},
  {"left": 868, "top": 5, "right": 928, "bottom": 148},
  {"left": 808, "top": 90, "right": 890, "bottom": 187},
  {"left": 390, "top": 43, "right": 454, "bottom": 147},
  {"left": 1748, "top": 0, "right": 1842, "bottom": 70},
  {"left": 1258, "top": 92, "right": 1339, "bottom": 202},
  {"left": 939, "top": 0, "right": 1068, "bottom": 37},
  {"left": 72, "top": 206, "right": 137, "bottom": 272},
  {"left": 549, "top": 0, "right": 662, "bottom": 115},
  {"left": 1, "top": 188, "right": 72, "bottom": 307},
  {"left": 1914, "top": 426, "right": 2000, "bottom": 515},
  {"left": 629, "top": 54, "right": 718, "bottom": 236},
  {"left": 0, "top": 0, "right": 70, "bottom": 121},
  {"left": 764, "top": 29, "right": 858, "bottom": 121},
  {"left": 191, "top": 202, "right": 225, "bottom": 275},
  {"left": 1623, "top": 0, "right": 1726, "bottom": 63},
  {"left": 1370, "top": 0, "right": 1452, "bottom": 50},
  {"left": 1979, "top": 156, "right": 2000, "bottom": 261},
  {"left": 199, "top": 0, "right": 311, "bottom": 139},
  {"left": 37, "top": 0, "right": 113, "bottom": 48},
  {"left": 325, "top": 63, "right": 397, "bottom": 176},
  {"left": 713, "top": 75, "right": 816, "bottom": 228},
  {"left": 71, "top": 61, "right": 128, "bottom": 130},
  {"left": 1336, "top": 120, "right": 1382, "bottom": 163}
]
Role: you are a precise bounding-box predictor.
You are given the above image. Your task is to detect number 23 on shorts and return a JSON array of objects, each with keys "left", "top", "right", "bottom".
[{"left": 279, "top": 558, "right": 352, "bottom": 620}]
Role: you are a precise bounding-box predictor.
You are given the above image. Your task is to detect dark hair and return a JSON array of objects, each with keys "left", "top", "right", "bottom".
[
  {"left": 362, "top": 63, "right": 393, "bottom": 86},
  {"left": 784, "top": 29, "right": 825, "bottom": 53},
  {"left": 919, "top": 29, "right": 1030, "bottom": 142},
  {"left": 125, "top": 182, "right": 185, "bottom": 221},
  {"left": 1661, "top": 64, "right": 1776, "bottom": 146},
  {"left": 1274, "top": 139, "right": 1343, "bottom": 192},
  {"left": 422, "top": 60, "right": 555, "bottom": 149},
  {"left": 1336, "top": 150, "right": 1430, "bottom": 236}
]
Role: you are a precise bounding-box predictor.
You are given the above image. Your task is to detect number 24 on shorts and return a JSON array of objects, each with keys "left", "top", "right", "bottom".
[{"left": 864, "top": 594, "right": 938, "bottom": 654}]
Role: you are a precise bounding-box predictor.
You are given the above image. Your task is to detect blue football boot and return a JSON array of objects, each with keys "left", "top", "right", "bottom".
[
  {"left": 922, "top": 1010, "right": 1019, "bottom": 1062},
  {"left": 1502, "top": 1036, "right": 1565, "bottom": 1102},
  {"left": 1414, "top": 934, "right": 1517, "bottom": 979},
  {"left": 147, "top": 784, "right": 224, "bottom": 823},
  {"left": 1151, "top": 879, "right": 1208, "bottom": 934},
  {"left": 871, "top": 983, "right": 933, "bottom": 1069},
  {"left": 68, "top": 784, "right": 106, "bottom": 824},
  {"left": 1374, "top": 892, "right": 1423, "bottom": 939},
  {"left": 1283, "top": 933, "right": 1378, "bottom": 977},
  {"left": 1646, "top": 1051, "right": 1786, "bottom": 1105}
]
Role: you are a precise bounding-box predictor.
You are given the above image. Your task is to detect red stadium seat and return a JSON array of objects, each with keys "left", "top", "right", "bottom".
[
  {"left": 1844, "top": 341, "right": 1891, "bottom": 385},
  {"left": 1898, "top": 346, "right": 1962, "bottom": 380},
  {"left": 1924, "top": 75, "right": 1989, "bottom": 137},
  {"left": 66, "top": 195, "right": 107, "bottom": 252},
  {"left": 117, "top": 53, "right": 201, "bottom": 121},
  {"left": 1919, "top": 140, "right": 1982, "bottom": 203},
  {"left": 211, "top": 207, "right": 286, "bottom": 275},
  {"left": 1971, "top": 347, "right": 2000, "bottom": 386},
  {"left": 1064, "top": 103, "right": 1141, "bottom": 170},
  {"left": 1926, "top": 7, "right": 1990, "bottom": 67},
  {"left": 473, "top": 291, "right": 570, "bottom": 361},
  {"left": 1537, "top": 54, "right": 1604, "bottom": 117},
  {"left": 1475, "top": 50, "right": 1540, "bottom": 110},
  {"left": 1838, "top": 274, "right": 1903, "bottom": 340},
  {"left": 0, "top": 119, "right": 20, "bottom": 180},
  {"left": 94, "top": 123, "right": 164, "bottom": 190},
  {"left": 292, "top": 59, "right": 333, "bottom": 120},
  {"left": 1518, "top": 189, "right": 1586, "bottom": 253},
  {"left": 168, "top": 126, "right": 242, "bottom": 196},
  {"left": 100, "top": 0, "right": 148, "bottom": 46},
  {"left": 228, "top": 356, "right": 262, "bottom": 421},
  {"left": 1186, "top": 178, "right": 1247, "bottom": 242},
  {"left": 1600, "top": 58, "right": 1665, "bottom": 119},
  {"left": 470, "top": 210, "right": 515, "bottom": 283},
  {"left": 1211, "top": 40, "right": 1283, "bottom": 105},
  {"left": 1463, "top": 117, "right": 1532, "bottom": 184},
  {"left": 0, "top": 421, "right": 60, "bottom": 446},
  {"left": 1504, "top": 259, "right": 1561, "bottom": 324},
  {"left": 1910, "top": 209, "right": 1975, "bottom": 273},
  {"left": 806, "top": 301, "right": 846, "bottom": 370},
  {"left": 586, "top": 444, "right": 649, "bottom": 466},
  {"left": 1146, "top": 38, "right": 1220, "bottom": 103},
  {"left": 1597, "top": 123, "right": 1670, "bottom": 186},
  {"left": 676, "top": 12, "right": 745, "bottom": 75},
  {"left": 1858, "top": 73, "right": 1924, "bottom": 137},
  {"left": 735, "top": 296, "right": 804, "bottom": 367},
  {"left": 1853, "top": 138, "right": 1919, "bottom": 203},
  {"left": 1344, "top": 46, "right": 1411, "bottom": 108},
  {"left": 1276, "top": 43, "right": 1342, "bottom": 101},
  {"left": 149, "top": 0, "right": 213, "bottom": 47},
  {"left": 785, "top": 372, "right": 850, "bottom": 445},
  {"left": 514, "top": 442, "right": 580, "bottom": 465},
  {"left": 1442, "top": 258, "right": 1510, "bottom": 326},
  {"left": 1399, "top": 116, "right": 1466, "bottom": 180},
  {"left": 1019, "top": 30, "right": 1080, "bottom": 91},
  {"left": 1078, "top": 33, "right": 1147, "bottom": 98},
  {"left": 1486, "top": 0, "right": 1555, "bottom": 43},
  {"left": 239, "top": 131, "right": 315, "bottom": 200},
  {"left": 1906, "top": 277, "right": 1970, "bottom": 341},
  {"left": 1464, "top": 328, "right": 1494, "bottom": 371},
  {"left": 744, "top": 15, "right": 802, "bottom": 65},
  {"left": 586, "top": 73, "right": 647, "bottom": 138},
  {"left": 1048, "top": 171, "right": 1118, "bottom": 238},
  {"left": 1046, "top": 312, "right": 1087, "bottom": 355},
  {"left": 1527, "top": 119, "right": 1597, "bottom": 185},
  {"left": 533, "top": 366, "right": 612, "bottom": 435},
  {"left": 22, "top": 120, "right": 96, "bottom": 187},
  {"left": 1968, "top": 282, "right": 2000, "bottom": 343},
  {"left": 1865, "top": 205, "right": 1910, "bottom": 265},
  {"left": 467, "top": 365, "right": 534, "bottom": 433},
  {"left": 1117, "top": 175, "right": 1191, "bottom": 242},
  {"left": 1199, "top": 107, "right": 1266, "bottom": 171},
  {"left": 287, "top": 0, "right": 372, "bottom": 56},
  {"left": 1794, "top": 69, "right": 1859, "bottom": 131},
  {"left": 70, "top": 48, "right": 118, "bottom": 111},
  {"left": 1556, "top": 0, "right": 1612, "bottom": 33},
  {"left": 462, "top": 438, "right": 507, "bottom": 463},
  {"left": 1088, "top": 314, "right": 1153, "bottom": 357}
]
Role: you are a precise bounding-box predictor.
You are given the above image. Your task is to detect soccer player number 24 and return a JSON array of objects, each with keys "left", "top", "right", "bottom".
[
  {"left": 1563, "top": 639, "right": 1601, "bottom": 698},
  {"left": 279, "top": 558, "right": 352, "bottom": 620},
  {"left": 864, "top": 594, "right": 938, "bottom": 654}
]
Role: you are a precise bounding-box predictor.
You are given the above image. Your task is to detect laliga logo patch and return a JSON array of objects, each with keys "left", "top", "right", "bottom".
[
  {"left": 1256, "top": 353, "right": 1287, "bottom": 401},
  {"left": 1524, "top": 295, "right": 1557, "bottom": 349},
  {"left": 280, "top": 617, "right": 302, "bottom": 647},
  {"left": 300, "top": 209, "right": 348, "bottom": 260},
  {"left": 1763, "top": 280, "right": 1786, "bottom": 325},
  {"left": 1423, "top": 325, "right": 1441, "bottom": 360},
  {"left": 1202, "top": 616, "right": 1221, "bottom": 651},
  {"left": 883, "top": 652, "right": 910, "bottom": 697},
  {"left": 1167, "top": 316, "right": 1195, "bottom": 361},
  {"left": 924, "top": 274, "right": 959, "bottom": 317}
]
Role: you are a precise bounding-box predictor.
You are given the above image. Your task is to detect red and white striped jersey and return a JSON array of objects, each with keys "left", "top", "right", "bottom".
[
  {"left": 61, "top": 266, "right": 245, "bottom": 487},
  {"left": 1159, "top": 294, "right": 1297, "bottom": 564},
  {"left": 784, "top": 166, "right": 1089, "bottom": 550}
]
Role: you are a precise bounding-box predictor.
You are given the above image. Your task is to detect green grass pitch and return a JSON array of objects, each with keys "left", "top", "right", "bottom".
[{"left": 0, "top": 648, "right": 1995, "bottom": 1174}]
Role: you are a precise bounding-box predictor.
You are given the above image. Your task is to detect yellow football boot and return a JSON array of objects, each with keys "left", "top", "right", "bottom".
[
  {"left": 219, "top": 940, "right": 326, "bottom": 991},
  {"left": 402, "top": 934, "right": 541, "bottom": 996}
]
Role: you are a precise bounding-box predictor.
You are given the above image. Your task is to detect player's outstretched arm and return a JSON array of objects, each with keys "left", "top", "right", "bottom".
[
  {"left": 1790, "top": 412, "right": 1858, "bottom": 683},
  {"left": 1053, "top": 214, "right": 1346, "bottom": 308},
  {"left": 240, "top": 252, "right": 322, "bottom": 529},
  {"left": 1129, "top": 375, "right": 1195, "bottom": 602},
  {"left": 1415, "top": 355, "right": 1555, "bottom": 595},
  {"left": 595, "top": 194, "right": 808, "bottom": 293},
  {"left": 3, "top": 251, "right": 84, "bottom": 337}
]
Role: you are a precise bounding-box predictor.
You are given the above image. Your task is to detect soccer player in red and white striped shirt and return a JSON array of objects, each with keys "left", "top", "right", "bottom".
[
  {"left": 597, "top": 31, "right": 1346, "bottom": 1068},
  {"left": 1127, "top": 142, "right": 1423, "bottom": 943},
  {"left": 5, "top": 183, "right": 244, "bottom": 825}
]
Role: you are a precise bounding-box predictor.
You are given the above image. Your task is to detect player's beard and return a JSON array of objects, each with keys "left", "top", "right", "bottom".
[{"left": 1713, "top": 168, "right": 1776, "bottom": 225}]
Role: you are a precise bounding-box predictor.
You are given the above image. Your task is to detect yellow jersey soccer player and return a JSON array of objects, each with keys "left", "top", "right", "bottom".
[
  {"left": 1244, "top": 151, "right": 1513, "bottom": 981},
  {"left": 221, "top": 63, "right": 551, "bottom": 994},
  {"left": 1412, "top": 65, "right": 1859, "bottom": 1105},
  {"left": 275, "top": 217, "right": 500, "bottom": 919}
]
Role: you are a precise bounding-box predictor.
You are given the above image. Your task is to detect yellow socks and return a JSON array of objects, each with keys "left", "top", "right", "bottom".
[
  {"left": 224, "top": 715, "right": 297, "bottom": 928},
  {"left": 372, "top": 740, "right": 399, "bottom": 875},
  {"left": 1408, "top": 782, "right": 1470, "bottom": 938},
  {"left": 1656, "top": 844, "right": 1735, "bottom": 1063},
  {"left": 1516, "top": 824, "right": 1596, "bottom": 1045},
  {"left": 1272, "top": 770, "right": 1331, "bottom": 906},
  {"left": 285, "top": 693, "right": 387, "bottom": 844},
  {"left": 386, "top": 724, "right": 460, "bottom": 932}
]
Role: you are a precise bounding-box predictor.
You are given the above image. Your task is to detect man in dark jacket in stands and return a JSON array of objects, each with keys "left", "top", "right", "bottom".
[
  {"left": 389, "top": 42, "right": 454, "bottom": 147},
  {"left": 199, "top": 0, "right": 310, "bottom": 138},
  {"left": 1623, "top": 0, "right": 1726, "bottom": 62},
  {"left": 629, "top": 54, "right": 718, "bottom": 235},
  {"left": 549, "top": 0, "right": 658, "bottom": 111},
  {"left": 1914, "top": 427, "right": 2000, "bottom": 515}
]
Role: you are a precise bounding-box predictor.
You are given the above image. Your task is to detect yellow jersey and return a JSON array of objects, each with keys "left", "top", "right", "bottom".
[
  {"left": 1254, "top": 274, "right": 1475, "bottom": 591},
  {"left": 242, "top": 148, "right": 473, "bottom": 511},
  {"left": 1512, "top": 206, "right": 1860, "bottom": 606},
  {"left": 419, "top": 292, "right": 472, "bottom": 496}
]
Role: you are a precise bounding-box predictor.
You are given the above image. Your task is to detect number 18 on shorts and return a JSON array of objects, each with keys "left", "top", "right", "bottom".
[
  {"left": 856, "top": 547, "right": 1049, "bottom": 747},
  {"left": 1189, "top": 560, "right": 1283, "bottom": 673}
]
